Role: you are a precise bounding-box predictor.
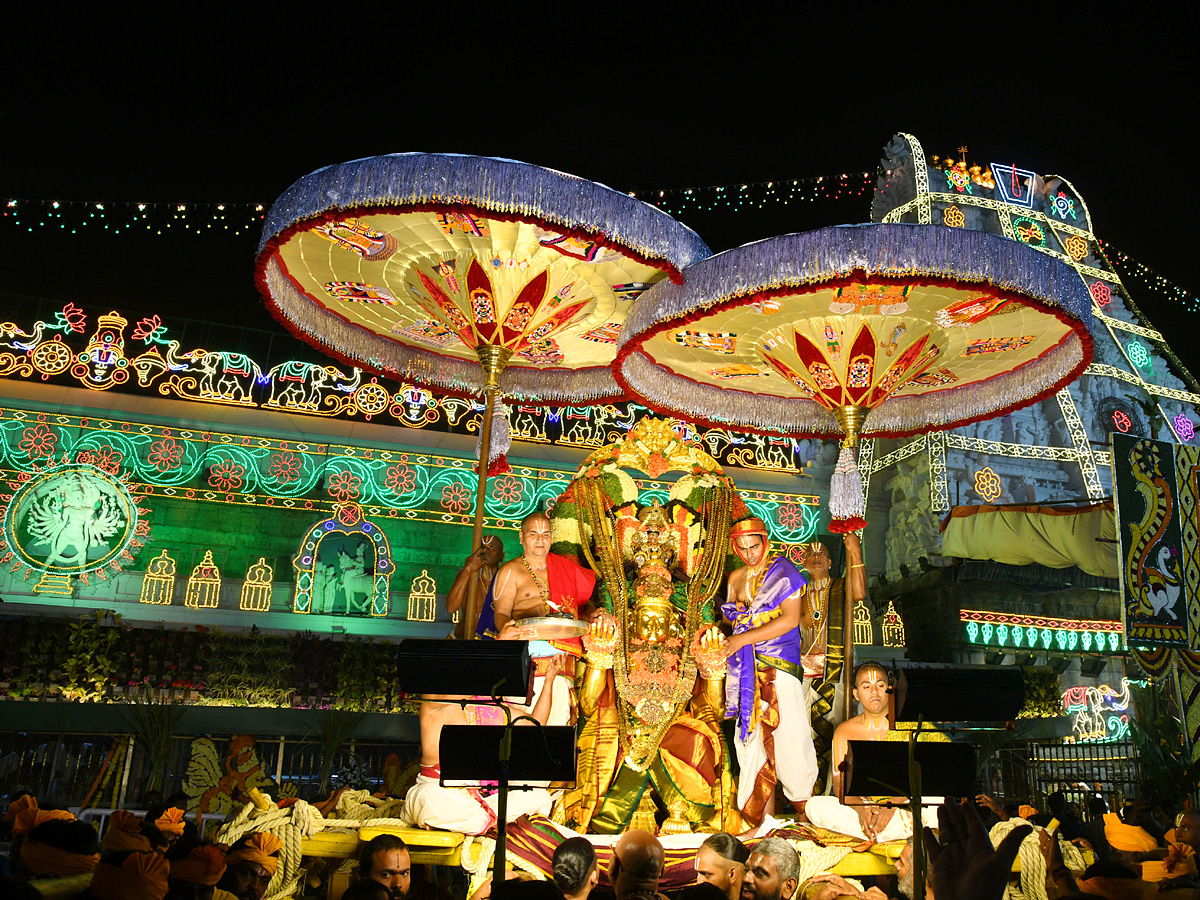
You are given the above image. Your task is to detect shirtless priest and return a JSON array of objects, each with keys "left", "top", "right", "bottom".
[
  {"left": 400, "top": 655, "right": 567, "bottom": 834},
  {"left": 804, "top": 662, "right": 938, "bottom": 842},
  {"left": 492, "top": 511, "right": 596, "bottom": 725}
]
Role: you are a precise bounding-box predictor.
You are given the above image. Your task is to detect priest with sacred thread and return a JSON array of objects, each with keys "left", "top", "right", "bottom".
[
  {"left": 721, "top": 517, "right": 819, "bottom": 824},
  {"left": 491, "top": 510, "right": 597, "bottom": 725}
]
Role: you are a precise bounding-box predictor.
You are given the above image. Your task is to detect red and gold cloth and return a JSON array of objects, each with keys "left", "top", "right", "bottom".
[{"left": 542, "top": 552, "right": 596, "bottom": 656}]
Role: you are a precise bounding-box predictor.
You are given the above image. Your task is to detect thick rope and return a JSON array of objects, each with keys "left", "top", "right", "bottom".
[
  {"left": 462, "top": 835, "right": 497, "bottom": 898},
  {"left": 213, "top": 793, "right": 421, "bottom": 900},
  {"left": 989, "top": 819, "right": 1085, "bottom": 900}
]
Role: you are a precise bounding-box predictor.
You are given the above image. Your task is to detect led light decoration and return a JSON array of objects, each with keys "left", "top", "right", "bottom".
[
  {"left": 1, "top": 199, "right": 267, "bottom": 236},
  {"left": 1062, "top": 678, "right": 1132, "bottom": 743},
  {"left": 881, "top": 600, "right": 906, "bottom": 648},
  {"left": 1, "top": 456, "right": 150, "bottom": 593},
  {"left": 1174, "top": 415, "right": 1195, "bottom": 441},
  {"left": 853, "top": 599, "right": 874, "bottom": 645},
  {"left": 239, "top": 558, "right": 274, "bottom": 612},
  {"left": 1063, "top": 235, "right": 1090, "bottom": 261},
  {"left": 291, "top": 503, "right": 393, "bottom": 617},
  {"left": 407, "top": 570, "right": 438, "bottom": 622},
  {"left": 870, "top": 132, "right": 1198, "bottom": 519},
  {"left": 945, "top": 162, "right": 973, "bottom": 194},
  {"left": 1126, "top": 340, "right": 1151, "bottom": 369},
  {"left": 0, "top": 407, "right": 820, "bottom": 545},
  {"left": 990, "top": 163, "right": 1037, "bottom": 208},
  {"left": 184, "top": 550, "right": 221, "bottom": 609},
  {"left": 973, "top": 466, "right": 1003, "bottom": 502},
  {"left": 942, "top": 205, "right": 966, "bottom": 228},
  {"left": 1112, "top": 409, "right": 1133, "bottom": 433},
  {"left": 1049, "top": 190, "right": 1078, "bottom": 220},
  {"left": 139, "top": 551, "right": 177, "bottom": 605},
  {"left": 962, "top": 609, "right": 1123, "bottom": 652},
  {"left": 0, "top": 306, "right": 814, "bottom": 474},
  {"left": 1012, "top": 217, "right": 1046, "bottom": 247},
  {"left": 1089, "top": 282, "right": 1113, "bottom": 307}
]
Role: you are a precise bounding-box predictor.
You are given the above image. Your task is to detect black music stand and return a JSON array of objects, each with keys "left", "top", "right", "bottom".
[
  {"left": 395, "top": 639, "right": 569, "bottom": 884},
  {"left": 864, "top": 665, "right": 1025, "bottom": 900}
]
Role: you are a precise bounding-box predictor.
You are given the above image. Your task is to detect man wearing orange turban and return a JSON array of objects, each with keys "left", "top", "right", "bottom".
[
  {"left": 90, "top": 849, "right": 171, "bottom": 900},
  {"left": 19, "top": 819, "right": 101, "bottom": 877},
  {"left": 10, "top": 795, "right": 75, "bottom": 837},
  {"left": 155, "top": 806, "right": 187, "bottom": 848},
  {"left": 217, "top": 832, "right": 282, "bottom": 900},
  {"left": 170, "top": 843, "right": 228, "bottom": 888},
  {"left": 12, "top": 798, "right": 99, "bottom": 879},
  {"left": 103, "top": 809, "right": 154, "bottom": 853}
]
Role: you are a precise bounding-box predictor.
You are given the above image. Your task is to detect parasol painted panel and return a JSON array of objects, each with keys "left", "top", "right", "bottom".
[
  {"left": 272, "top": 212, "right": 664, "bottom": 372},
  {"left": 638, "top": 282, "right": 1076, "bottom": 403},
  {"left": 618, "top": 224, "right": 1093, "bottom": 438}
]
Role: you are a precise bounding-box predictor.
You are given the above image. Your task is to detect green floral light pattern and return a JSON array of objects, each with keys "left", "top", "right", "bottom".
[{"left": 0, "top": 408, "right": 820, "bottom": 541}]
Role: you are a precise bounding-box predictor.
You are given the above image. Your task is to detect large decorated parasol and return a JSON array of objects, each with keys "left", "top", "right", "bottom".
[
  {"left": 256, "top": 153, "right": 710, "bottom": 630},
  {"left": 615, "top": 223, "right": 1093, "bottom": 710}
]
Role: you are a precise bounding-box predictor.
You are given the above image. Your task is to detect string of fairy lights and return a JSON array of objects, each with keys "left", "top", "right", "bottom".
[
  {"left": 2, "top": 200, "right": 266, "bottom": 236},
  {"left": 1099, "top": 240, "right": 1200, "bottom": 315},
  {"left": 3, "top": 174, "right": 1197, "bottom": 314},
  {"left": 627, "top": 172, "right": 876, "bottom": 214}
]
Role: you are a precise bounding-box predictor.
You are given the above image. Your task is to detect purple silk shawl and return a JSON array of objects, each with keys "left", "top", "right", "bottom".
[{"left": 721, "top": 555, "right": 806, "bottom": 741}]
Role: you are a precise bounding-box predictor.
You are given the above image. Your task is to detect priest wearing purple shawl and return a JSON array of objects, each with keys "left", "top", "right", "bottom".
[{"left": 721, "top": 517, "right": 818, "bottom": 825}]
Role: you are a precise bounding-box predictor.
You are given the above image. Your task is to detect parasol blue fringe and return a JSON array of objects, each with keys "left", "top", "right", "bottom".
[
  {"left": 258, "top": 153, "right": 711, "bottom": 270},
  {"left": 622, "top": 224, "right": 1092, "bottom": 339},
  {"left": 617, "top": 223, "right": 1094, "bottom": 437}
]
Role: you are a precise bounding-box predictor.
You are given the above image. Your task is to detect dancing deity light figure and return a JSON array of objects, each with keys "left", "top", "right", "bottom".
[{"left": 722, "top": 518, "right": 818, "bottom": 824}]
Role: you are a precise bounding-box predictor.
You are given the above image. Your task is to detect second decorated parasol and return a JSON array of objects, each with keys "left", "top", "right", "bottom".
[
  {"left": 614, "top": 223, "right": 1094, "bottom": 711},
  {"left": 257, "top": 153, "right": 710, "bottom": 633}
]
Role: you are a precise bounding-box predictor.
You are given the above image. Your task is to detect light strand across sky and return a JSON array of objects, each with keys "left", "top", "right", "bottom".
[{"left": 4, "top": 176, "right": 1197, "bottom": 315}]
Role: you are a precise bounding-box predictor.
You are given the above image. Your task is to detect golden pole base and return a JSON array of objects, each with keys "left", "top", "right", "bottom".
[
  {"left": 476, "top": 345, "right": 514, "bottom": 392},
  {"left": 833, "top": 404, "right": 870, "bottom": 447}
]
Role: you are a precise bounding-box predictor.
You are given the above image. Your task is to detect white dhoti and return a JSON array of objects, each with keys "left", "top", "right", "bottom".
[
  {"left": 735, "top": 669, "right": 819, "bottom": 809},
  {"left": 509, "top": 641, "right": 574, "bottom": 726},
  {"left": 400, "top": 772, "right": 554, "bottom": 835},
  {"left": 805, "top": 795, "right": 942, "bottom": 842}
]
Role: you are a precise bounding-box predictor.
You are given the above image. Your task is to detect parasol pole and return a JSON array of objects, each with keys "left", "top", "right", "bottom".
[
  {"left": 465, "top": 346, "right": 512, "bottom": 637},
  {"left": 833, "top": 404, "right": 869, "bottom": 723}
]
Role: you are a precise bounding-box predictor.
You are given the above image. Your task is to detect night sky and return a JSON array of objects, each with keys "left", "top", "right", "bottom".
[{"left": 2, "top": 11, "right": 1196, "bottom": 372}]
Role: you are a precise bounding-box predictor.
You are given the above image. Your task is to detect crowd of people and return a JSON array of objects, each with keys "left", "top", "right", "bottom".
[
  {"left": 9, "top": 782, "right": 1196, "bottom": 899},
  {"left": 0, "top": 791, "right": 441, "bottom": 900}
]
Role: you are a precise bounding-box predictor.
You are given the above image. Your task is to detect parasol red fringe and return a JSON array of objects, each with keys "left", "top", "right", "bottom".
[
  {"left": 474, "top": 454, "right": 511, "bottom": 476},
  {"left": 828, "top": 516, "right": 867, "bottom": 533}
]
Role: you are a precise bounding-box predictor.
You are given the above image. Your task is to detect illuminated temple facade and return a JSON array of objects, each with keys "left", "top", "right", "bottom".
[{"left": 0, "top": 133, "right": 1195, "bottom": 795}]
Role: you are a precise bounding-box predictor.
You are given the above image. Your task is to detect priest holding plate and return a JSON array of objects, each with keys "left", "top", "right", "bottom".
[{"left": 493, "top": 510, "right": 596, "bottom": 725}]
